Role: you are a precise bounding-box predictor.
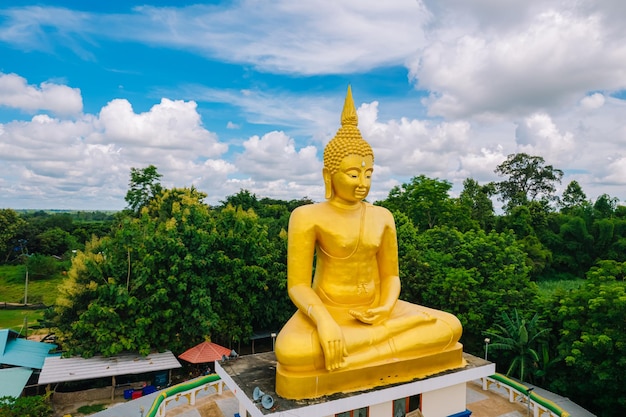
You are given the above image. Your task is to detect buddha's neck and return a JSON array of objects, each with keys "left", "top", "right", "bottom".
[{"left": 327, "top": 200, "right": 363, "bottom": 211}]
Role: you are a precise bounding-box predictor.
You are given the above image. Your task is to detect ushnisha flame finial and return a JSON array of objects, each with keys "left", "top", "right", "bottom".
[
  {"left": 341, "top": 85, "right": 358, "bottom": 127},
  {"left": 323, "top": 86, "right": 373, "bottom": 177}
]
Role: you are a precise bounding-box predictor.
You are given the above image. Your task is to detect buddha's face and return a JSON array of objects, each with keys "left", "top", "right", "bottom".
[{"left": 330, "top": 154, "right": 374, "bottom": 204}]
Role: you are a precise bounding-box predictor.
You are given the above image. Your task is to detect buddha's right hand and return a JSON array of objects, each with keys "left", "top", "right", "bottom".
[{"left": 317, "top": 318, "right": 348, "bottom": 371}]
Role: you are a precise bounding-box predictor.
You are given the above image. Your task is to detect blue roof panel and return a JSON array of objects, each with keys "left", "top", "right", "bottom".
[
  {"left": 0, "top": 367, "right": 33, "bottom": 398},
  {"left": 0, "top": 329, "right": 57, "bottom": 369},
  {"left": 0, "top": 329, "right": 19, "bottom": 356}
]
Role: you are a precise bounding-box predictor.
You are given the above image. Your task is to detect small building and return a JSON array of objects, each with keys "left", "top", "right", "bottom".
[
  {"left": 0, "top": 329, "right": 59, "bottom": 398},
  {"left": 39, "top": 350, "right": 182, "bottom": 402}
]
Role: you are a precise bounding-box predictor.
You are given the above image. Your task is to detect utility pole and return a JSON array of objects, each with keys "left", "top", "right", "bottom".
[
  {"left": 24, "top": 265, "right": 28, "bottom": 305},
  {"left": 19, "top": 239, "right": 29, "bottom": 305}
]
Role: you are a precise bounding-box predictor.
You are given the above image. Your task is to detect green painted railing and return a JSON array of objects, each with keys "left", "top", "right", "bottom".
[
  {"left": 488, "top": 374, "right": 570, "bottom": 417},
  {"left": 145, "top": 374, "right": 222, "bottom": 417}
]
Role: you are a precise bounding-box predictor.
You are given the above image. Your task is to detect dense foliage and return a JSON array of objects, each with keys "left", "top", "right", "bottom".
[
  {"left": 3, "top": 155, "right": 625, "bottom": 416},
  {"left": 543, "top": 261, "right": 626, "bottom": 415},
  {"left": 399, "top": 225, "right": 536, "bottom": 353},
  {"left": 0, "top": 395, "right": 52, "bottom": 417},
  {"left": 52, "top": 187, "right": 291, "bottom": 357}
]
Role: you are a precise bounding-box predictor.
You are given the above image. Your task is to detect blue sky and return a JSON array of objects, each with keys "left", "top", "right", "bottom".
[{"left": 1, "top": 0, "right": 626, "bottom": 210}]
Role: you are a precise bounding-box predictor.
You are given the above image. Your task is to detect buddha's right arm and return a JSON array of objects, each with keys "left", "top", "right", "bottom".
[
  {"left": 287, "top": 207, "right": 332, "bottom": 325},
  {"left": 288, "top": 285, "right": 334, "bottom": 325}
]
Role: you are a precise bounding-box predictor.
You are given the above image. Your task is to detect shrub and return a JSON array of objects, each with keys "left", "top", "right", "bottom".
[{"left": 26, "top": 254, "right": 59, "bottom": 280}]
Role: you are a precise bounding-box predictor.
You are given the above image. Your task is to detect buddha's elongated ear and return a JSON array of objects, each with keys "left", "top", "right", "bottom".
[{"left": 323, "top": 168, "right": 333, "bottom": 199}]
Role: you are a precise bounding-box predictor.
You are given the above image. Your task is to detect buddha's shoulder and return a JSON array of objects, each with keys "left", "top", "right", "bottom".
[
  {"left": 366, "top": 203, "right": 394, "bottom": 220},
  {"left": 288, "top": 203, "right": 323, "bottom": 226},
  {"left": 291, "top": 202, "right": 323, "bottom": 216}
]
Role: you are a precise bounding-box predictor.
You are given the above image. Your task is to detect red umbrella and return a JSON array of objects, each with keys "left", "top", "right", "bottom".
[{"left": 178, "top": 341, "right": 232, "bottom": 364}]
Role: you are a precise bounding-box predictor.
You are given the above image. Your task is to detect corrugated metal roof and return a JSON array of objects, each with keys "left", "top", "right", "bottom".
[
  {"left": 0, "top": 329, "right": 58, "bottom": 369},
  {"left": 38, "top": 351, "right": 182, "bottom": 385},
  {"left": 0, "top": 367, "right": 33, "bottom": 398}
]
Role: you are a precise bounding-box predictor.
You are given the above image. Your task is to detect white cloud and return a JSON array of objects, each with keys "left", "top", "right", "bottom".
[
  {"left": 580, "top": 93, "right": 605, "bottom": 111},
  {"left": 0, "top": 90, "right": 236, "bottom": 208},
  {"left": 358, "top": 101, "right": 470, "bottom": 178},
  {"left": 515, "top": 113, "right": 575, "bottom": 163},
  {"left": 0, "top": 1, "right": 430, "bottom": 75},
  {"left": 0, "top": 72, "right": 83, "bottom": 116},
  {"left": 94, "top": 98, "right": 227, "bottom": 157},
  {"left": 3, "top": 1, "right": 626, "bottom": 210},
  {"left": 237, "top": 131, "right": 321, "bottom": 183},
  {"left": 411, "top": 3, "right": 626, "bottom": 119}
]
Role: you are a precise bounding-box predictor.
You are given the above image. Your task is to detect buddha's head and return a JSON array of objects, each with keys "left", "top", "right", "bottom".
[{"left": 323, "top": 86, "right": 374, "bottom": 200}]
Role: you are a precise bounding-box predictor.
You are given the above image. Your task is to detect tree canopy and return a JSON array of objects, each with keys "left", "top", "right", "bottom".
[
  {"left": 547, "top": 261, "right": 626, "bottom": 415},
  {"left": 399, "top": 225, "right": 537, "bottom": 353},
  {"left": 494, "top": 153, "right": 563, "bottom": 212},
  {"left": 53, "top": 186, "right": 291, "bottom": 357},
  {"left": 125, "top": 165, "right": 163, "bottom": 214}
]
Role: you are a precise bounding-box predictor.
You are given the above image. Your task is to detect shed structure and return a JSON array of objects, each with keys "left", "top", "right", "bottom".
[{"left": 39, "top": 350, "right": 182, "bottom": 400}]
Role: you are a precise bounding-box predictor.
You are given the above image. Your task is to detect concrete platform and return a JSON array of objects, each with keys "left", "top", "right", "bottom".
[{"left": 216, "top": 351, "right": 494, "bottom": 417}]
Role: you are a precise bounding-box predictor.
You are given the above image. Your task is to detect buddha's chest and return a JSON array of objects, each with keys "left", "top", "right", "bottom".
[{"left": 315, "top": 213, "right": 383, "bottom": 259}]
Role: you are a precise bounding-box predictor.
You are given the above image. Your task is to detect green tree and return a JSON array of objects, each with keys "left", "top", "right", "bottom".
[
  {"left": 26, "top": 254, "right": 59, "bottom": 280},
  {"left": 485, "top": 309, "right": 549, "bottom": 382},
  {"left": 559, "top": 180, "right": 589, "bottom": 214},
  {"left": 555, "top": 215, "right": 594, "bottom": 277},
  {"left": 494, "top": 153, "right": 563, "bottom": 212},
  {"left": 219, "top": 189, "right": 260, "bottom": 212},
  {"left": 205, "top": 205, "right": 291, "bottom": 345},
  {"left": 53, "top": 187, "right": 291, "bottom": 357},
  {"left": 124, "top": 165, "right": 163, "bottom": 214},
  {"left": 548, "top": 261, "right": 626, "bottom": 416},
  {"left": 36, "top": 227, "right": 76, "bottom": 256},
  {"left": 377, "top": 175, "right": 455, "bottom": 231},
  {"left": 497, "top": 204, "right": 553, "bottom": 279},
  {"left": 42, "top": 213, "right": 74, "bottom": 232},
  {"left": 0, "top": 395, "right": 52, "bottom": 417},
  {"left": 0, "top": 209, "right": 26, "bottom": 262},
  {"left": 458, "top": 178, "right": 496, "bottom": 231},
  {"left": 54, "top": 188, "right": 218, "bottom": 357},
  {"left": 400, "top": 226, "right": 536, "bottom": 353},
  {"left": 593, "top": 193, "right": 619, "bottom": 219}
]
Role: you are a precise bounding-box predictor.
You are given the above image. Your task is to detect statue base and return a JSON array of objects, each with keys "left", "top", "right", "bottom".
[{"left": 275, "top": 342, "right": 465, "bottom": 399}]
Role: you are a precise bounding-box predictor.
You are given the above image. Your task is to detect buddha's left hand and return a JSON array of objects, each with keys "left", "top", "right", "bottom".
[{"left": 349, "top": 306, "right": 391, "bottom": 325}]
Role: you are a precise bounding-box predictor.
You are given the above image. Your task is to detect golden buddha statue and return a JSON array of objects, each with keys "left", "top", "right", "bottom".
[{"left": 274, "top": 86, "right": 464, "bottom": 399}]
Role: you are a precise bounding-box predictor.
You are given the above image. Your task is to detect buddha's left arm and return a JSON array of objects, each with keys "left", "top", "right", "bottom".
[{"left": 376, "top": 210, "right": 401, "bottom": 312}]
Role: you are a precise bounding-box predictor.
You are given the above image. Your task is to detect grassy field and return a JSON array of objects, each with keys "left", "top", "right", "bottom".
[
  {"left": 0, "top": 309, "right": 45, "bottom": 333},
  {"left": 0, "top": 264, "right": 64, "bottom": 305},
  {"left": 536, "top": 278, "right": 586, "bottom": 296},
  {"left": 0, "top": 264, "right": 64, "bottom": 332}
]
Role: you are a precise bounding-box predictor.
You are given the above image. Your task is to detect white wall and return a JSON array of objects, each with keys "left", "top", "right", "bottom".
[
  {"left": 369, "top": 401, "right": 391, "bottom": 417},
  {"left": 421, "top": 383, "right": 466, "bottom": 417}
]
